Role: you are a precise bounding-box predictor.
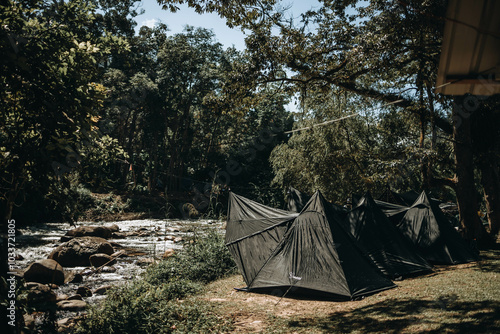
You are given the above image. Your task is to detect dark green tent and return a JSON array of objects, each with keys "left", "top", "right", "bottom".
[
  {"left": 287, "top": 186, "right": 348, "bottom": 214},
  {"left": 374, "top": 199, "right": 410, "bottom": 225},
  {"left": 378, "top": 188, "right": 444, "bottom": 208},
  {"left": 286, "top": 186, "right": 310, "bottom": 212},
  {"left": 225, "top": 192, "right": 298, "bottom": 286},
  {"left": 399, "top": 190, "right": 421, "bottom": 206},
  {"left": 343, "top": 193, "right": 432, "bottom": 278},
  {"left": 246, "top": 191, "right": 396, "bottom": 300},
  {"left": 378, "top": 188, "right": 410, "bottom": 206},
  {"left": 397, "top": 191, "right": 479, "bottom": 264}
]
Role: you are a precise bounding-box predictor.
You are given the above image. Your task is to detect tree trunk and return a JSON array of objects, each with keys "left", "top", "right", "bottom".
[
  {"left": 452, "top": 98, "right": 489, "bottom": 246},
  {"left": 478, "top": 157, "right": 500, "bottom": 238}
]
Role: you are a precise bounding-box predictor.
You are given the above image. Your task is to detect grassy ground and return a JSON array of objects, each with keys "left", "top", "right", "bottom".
[{"left": 196, "top": 249, "right": 500, "bottom": 333}]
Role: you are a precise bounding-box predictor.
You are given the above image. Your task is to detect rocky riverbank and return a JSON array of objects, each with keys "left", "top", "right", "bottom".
[{"left": 14, "top": 219, "right": 223, "bottom": 333}]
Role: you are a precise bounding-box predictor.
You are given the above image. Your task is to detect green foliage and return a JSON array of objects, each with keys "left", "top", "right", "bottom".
[
  {"left": 77, "top": 230, "right": 235, "bottom": 333},
  {"left": 145, "top": 229, "right": 236, "bottom": 284},
  {"left": 76, "top": 279, "right": 231, "bottom": 334},
  {"left": 270, "top": 89, "right": 428, "bottom": 203},
  {"left": 0, "top": 0, "right": 129, "bottom": 222},
  {"left": 156, "top": 0, "right": 457, "bottom": 204},
  {"left": 78, "top": 135, "right": 129, "bottom": 191},
  {"left": 1, "top": 0, "right": 293, "bottom": 221}
]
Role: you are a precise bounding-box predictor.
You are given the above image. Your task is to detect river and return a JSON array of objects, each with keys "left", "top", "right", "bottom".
[{"left": 16, "top": 219, "right": 223, "bottom": 322}]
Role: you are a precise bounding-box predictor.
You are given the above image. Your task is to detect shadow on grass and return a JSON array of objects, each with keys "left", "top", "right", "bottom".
[
  {"left": 476, "top": 249, "right": 500, "bottom": 273},
  {"left": 286, "top": 296, "right": 500, "bottom": 333}
]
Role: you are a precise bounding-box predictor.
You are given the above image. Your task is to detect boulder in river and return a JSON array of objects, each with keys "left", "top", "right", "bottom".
[
  {"left": 67, "top": 294, "right": 83, "bottom": 300},
  {"left": 162, "top": 249, "right": 175, "bottom": 259},
  {"left": 23, "top": 259, "right": 65, "bottom": 286},
  {"left": 23, "top": 314, "right": 35, "bottom": 331},
  {"left": 61, "top": 225, "right": 118, "bottom": 241},
  {"left": 89, "top": 253, "right": 116, "bottom": 268},
  {"left": 100, "top": 266, "right": 117, "bottom": 273},
  {"left": 94, "top": 285, "right": 113, "bottom": 295},
  {"left": 25, "top": 282, "right": 57, "bottom": 308},
  {"left": 65, "top": 271, "right": 83, "bottom": 284},
  {"left": 111, "top": 231, "right": 128, "bottom": 239},
  {"left": 108, "top": 224, "right": 120, "bottom": 232},
  {"left": 57, "top": 299, "right": 87, "bottom": 311},
  {"left": 76, "top": 286, "right": 92, "bottom": 297},
  {"left": 56, "top": 294, "right": 69, "bottom": 301},
  {"left": 49, "top": 237, "right": 114, "bottom": 267}
]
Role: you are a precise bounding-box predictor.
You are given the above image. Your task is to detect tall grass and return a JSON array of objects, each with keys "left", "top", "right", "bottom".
[{"left": 76, "top": 229, "right": 236, "bottom": 333}]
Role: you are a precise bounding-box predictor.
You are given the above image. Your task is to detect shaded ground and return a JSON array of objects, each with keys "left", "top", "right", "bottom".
[{"left": 197, "top": 249, "right": 500, "bottom": 333}]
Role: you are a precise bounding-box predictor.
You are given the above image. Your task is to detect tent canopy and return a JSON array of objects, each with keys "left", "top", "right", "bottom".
[
  {"left": 226, "top": 192, "right": 298, "bottom": 285},
  {"left": 286, "top": 186, "right": 311, "bottom": 212},
  {"left": 397, "top": 191, "right": 479, "bottom": 264},
  {"left": 246, "top": 191, "right": 396, "bottom": 300},
  {"left": 343, "top": 193, "right": 432, "bottom": 278},
  {"left": 374, "top": 200, "right": 410, "bottom": 225}
]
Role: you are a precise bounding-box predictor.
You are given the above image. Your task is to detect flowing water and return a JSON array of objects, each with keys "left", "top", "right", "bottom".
[{"left": 16, "top": 219, "right": 223, "bottom": 322}]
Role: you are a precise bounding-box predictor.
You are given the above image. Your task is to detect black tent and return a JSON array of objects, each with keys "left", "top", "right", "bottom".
[
  {"left": 374, "top": 200, "right": 410, "bottom": 225},
  {"left": 378, "top": 188, "right": 410, "bottom": 206},
  {"left": 286, "top": 186, "right": 311, "bottom": 212},
  {"left": 225, "top": 192, "right": 299, "bottom": 286},
  {"left": 342, "top": 193, "right": 432, "bottom": 278},
  {"left": 397, "top": 191, "right": 479, "bottom": 264},
  {"left": 246, "top": 191, "right": 396, "bottom": 300},
  {"left": 378, "top": 188, "right": 445, "bottom": 208},
  {"left": 286, "top": 186, "right": 348, "bottom": 214},
  {"left": 399, "top": 190, "right": 421, "bottom": 206}
]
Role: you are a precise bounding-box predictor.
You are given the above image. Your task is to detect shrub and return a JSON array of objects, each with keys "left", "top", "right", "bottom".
[
  {"left": 145, "top": 229, "right": 236, "bottom": 285},
  {"left": 77, "top": 280, "right": 231, "bottom": 334},
  {"left": 76, "top": 228, "right": 236, "bottom": 333}
]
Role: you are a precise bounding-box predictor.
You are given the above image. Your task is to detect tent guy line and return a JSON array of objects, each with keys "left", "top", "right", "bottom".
[{"left": 283, "top": 99, "right": 404, "bottom": 134}]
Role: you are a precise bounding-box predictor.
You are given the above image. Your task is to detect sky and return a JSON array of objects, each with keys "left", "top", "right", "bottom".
[{"left": 135, "top": 0, "right": 321, "bottom": 51}]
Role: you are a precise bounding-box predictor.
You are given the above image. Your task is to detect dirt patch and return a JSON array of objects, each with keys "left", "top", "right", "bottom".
[{"left": 232, "top": 312, "right": 266, "bottom": 333}]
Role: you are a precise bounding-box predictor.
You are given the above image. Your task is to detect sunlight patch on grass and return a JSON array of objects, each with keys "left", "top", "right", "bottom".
[{"left": 197, "top": 249, "right": 500, "bottom": 333}]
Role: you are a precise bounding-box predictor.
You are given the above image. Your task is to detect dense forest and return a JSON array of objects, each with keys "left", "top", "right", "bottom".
[{"left": 1, "top": 0, "right": 499, "bottom": 244}]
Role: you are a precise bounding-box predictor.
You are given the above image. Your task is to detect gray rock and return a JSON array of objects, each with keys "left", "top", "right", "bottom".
[
  {"left": 56, "top": 294, "right": 69, "bottom": 301},
  {"left": 62, "top": 225, "right": 114, "bottom": 240},
  {"left": 25, "top": 282, "right": 57, "bottom": 307},
  {"left": 23, "top": 259, "right": 65, "bottom": 286},
  {"left": 111, "top": 232, "right": 127, "bottom": 239},
  {"left": 94, "top": 285, "right": 113, "bottom": 295},
  {"left": 49, "top": 237, "right": 113, "bottom": 267},
  {"left": 23, "top": 314, "right": 35, "bottom": 330},
  {"left": 76, "top": 286, "right": 92, "bottom": 297},
  {"left": 89, "top": 253, "right": 116, "bottom": 268},
  {"left": 57, "top": 299, "right": 87, "bottom": 311},
  {"left": 162, "top": 249, "right": 175, "bottom": 259},
  {"left": 100, "top": 266, "right": 116, "bottom": 273},
  {"left": 65, "top": 272, "right": 83, "bottom": 284},
  {"left": 66, "top": 294, "right": 83, "bottom": 300},
  {"left": 108, "top": 224, "right": 120, "bottom": 232}
]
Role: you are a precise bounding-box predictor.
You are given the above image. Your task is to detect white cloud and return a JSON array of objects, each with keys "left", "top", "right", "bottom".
[{"left": 141, "top": 18, "right": 158, "bottom": 28}]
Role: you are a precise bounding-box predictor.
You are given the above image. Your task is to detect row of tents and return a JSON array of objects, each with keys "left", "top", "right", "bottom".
[{"left": 225, "top": 187, "right": 479, "bottom": 301}]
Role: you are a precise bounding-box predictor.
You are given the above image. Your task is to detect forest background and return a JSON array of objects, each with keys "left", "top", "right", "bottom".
[{"left": 1, "top": 0, "right": 499, "bottom": 245}]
